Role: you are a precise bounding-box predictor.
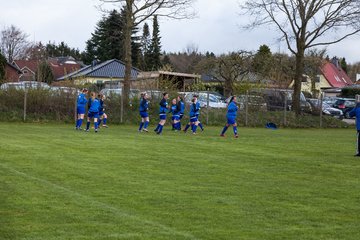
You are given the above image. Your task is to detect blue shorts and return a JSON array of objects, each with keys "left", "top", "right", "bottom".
[
  {"left": 227, "top": 117, "right": 236, "bottom": 125},
  {"left": 88, "top": 111, "right": 99, "bottom": 119},
  {"left": 172, "top": 115, "right": 180, "bottom": 121},
  {"left": 77, "top": 106, "right": 86, "bottom": 115},
  {"left": 159, "top": 114, "right": 167, "bottom": 120},
  {"left": 190, "top": 116, "right": 198, "bottom": 123},
  {"left": 140, "top": 112, "right": 148, "bottom": 118},
  {"left": 99, "top": 112, "right": 104, "bottom": 116}
]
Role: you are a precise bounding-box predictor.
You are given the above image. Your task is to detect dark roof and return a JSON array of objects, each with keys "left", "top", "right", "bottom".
[
  {"left": 57, "top": 59, "right": 140, "bottom": 81},
  {"left": 320, "top": 62, "right": 353, "bottom": 88}
]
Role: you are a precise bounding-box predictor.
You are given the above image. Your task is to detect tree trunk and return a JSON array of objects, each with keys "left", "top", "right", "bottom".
[
  {"left": 123, "top": 1, "right": 133, "bottom": 108},
  {"left": 293, "top": 51, "right": 304, "bottom": 115}
]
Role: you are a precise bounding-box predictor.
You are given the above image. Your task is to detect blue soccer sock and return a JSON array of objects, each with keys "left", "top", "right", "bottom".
[
  {"left": 221, "top": 126, "right": 228, "bottom": 135},
  {"left": 199, "top": 122, "right": 204, "bottom": 131},
  {"left": 178, "top": 122, "right": 182, "bottom": 130},
  {"left": 103, "top": 118, "right": 107, "bottom": 124},
  {"left": 94, "top": 122, "right": 98, "bottom": 130},
  {"left": 76, "top": 119, "right": 80, "bottom": 128},
  {"left": 78, "top": 119, "right": 83, "bottom": 128},
  {"left": 98, "top": 119, "right": 102, "bottom": 126},
  {"left": 192, "top": 125, "right": 198, "bottom": 133},
  {"left": 144, "top": 121, "right": 149, "bottom": 129},
  {"left": 184, "top": 124, "right": 190, "bottom": 131},
  {"left": 86, "top": 121, "right": 90, "bottom": 130},
  {"left": 233, "top": 126, "right": 238, "bottom": 135},
  {"left": 139, "top": 122, "right": 144, "bottom": 131},
  {"left": 158, "top": 125, "right": 164, "bottom": 134},
  {"left": 154, "top": 124, "right": 160, "bottom": 132}
]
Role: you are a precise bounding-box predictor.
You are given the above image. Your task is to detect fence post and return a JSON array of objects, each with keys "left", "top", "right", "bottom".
[
  {"left": 319, "top": 93, "right": 323, "bottom": 128},
  {"left": 120, "top": 85, "right": 124, "bottom": 123},
  {"left": 206, "top": 92, "right": 209, "bottom": 125},
  {"left": 283, "top": 93, "right": 287, "bottom": 126},
  {"left": 245, "top": 90, "right": 249, "bottom": 126},
  {"left": 23, "top": 90, "right": 27, "bottom": 122}
]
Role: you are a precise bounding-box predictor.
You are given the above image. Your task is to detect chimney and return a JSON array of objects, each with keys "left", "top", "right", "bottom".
[{"left": 331, "top": 57, "right": 339, "bottom": 68}]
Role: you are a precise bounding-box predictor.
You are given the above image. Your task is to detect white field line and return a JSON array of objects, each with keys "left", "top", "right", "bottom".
[{"left": 1, "top": 163, "right": 199, "bottom": 240}]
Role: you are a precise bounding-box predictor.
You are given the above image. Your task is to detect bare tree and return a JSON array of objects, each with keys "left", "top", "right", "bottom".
[
  {"left": 241, "top": 0, "right": 360, "bottom": 114},
  {"left": 100, "top": 0, "right": 196, "bottom": 105},
  {"left": 0, "top": 25, "right": 31, "bottom": 62}
]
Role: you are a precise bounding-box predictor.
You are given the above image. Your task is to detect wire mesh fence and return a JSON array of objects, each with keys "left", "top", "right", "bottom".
[{"left": 0, "top": 84, "right": 349, "bottom": 128}]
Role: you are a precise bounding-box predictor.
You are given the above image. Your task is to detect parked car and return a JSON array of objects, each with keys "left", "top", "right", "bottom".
[
  {"left": 50, "top": 86, "right": 80, "bottom": 95},
  {"left": 183, "top": 92, "right": 227, "bottom": 109},
  {"left": 307, "top": 98, "right": 343, "bottom": 119},
  {"left": 226, "top": 95, "right": 267, "bottom": 111},
  {"left": 252, "top": 89, "right": 312, "bottom": 112},
  {"left": 332, "top": 98, "right": 356, "bottom": 118},
  {"left": 0, "top": 81, "right": 50, "bottom": 90},
  {"left": 100, "top": 88, "right": 140, "bottom": 99},
  {"left": 323, "top": 97, "right": 337, "bottom": 106}
]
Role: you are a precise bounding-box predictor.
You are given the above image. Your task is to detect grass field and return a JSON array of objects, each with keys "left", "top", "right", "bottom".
[{"left": 0, "top": 123, "right": 359, "bottom": 240}]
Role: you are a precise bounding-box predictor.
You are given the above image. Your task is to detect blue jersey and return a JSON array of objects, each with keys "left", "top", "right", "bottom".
[
  {"left": 139, "top": 98, "right": 149, "bottom": 112},
  {"left": 159, "top": 98, "right": 168, "bottom": 114},
  {"left": 89, "top": 98, "right": 100, "bottom": 113},
  {"left": 77, "top": 93, "right": 87, "bottom": 107},
  {"left": 226, "top": 101, "right": 238, "bottom": 118},
  {"left": 190, "top": 102, "right": 200, "bottom": 117},
  {"left": 170, "top": 104, "right": 180, "bottom": 116},
  {"left": 178, "top": 100, "right": 185, "bottom": 114},
  {"left": 99, "top": 99, "right": 104, "bottom": 113},
  {"left": 349, "top": 103, "right": 360, "bottom": 130}
]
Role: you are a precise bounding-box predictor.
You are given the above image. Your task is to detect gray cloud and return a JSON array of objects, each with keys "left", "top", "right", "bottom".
[{"left": 0, "top": 0, "right": 359, "bottom": 63}]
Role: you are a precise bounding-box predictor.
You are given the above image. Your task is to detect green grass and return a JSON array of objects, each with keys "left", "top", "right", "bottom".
[{"left": 0, "top": 123, "right": 359, "bottom": 240}]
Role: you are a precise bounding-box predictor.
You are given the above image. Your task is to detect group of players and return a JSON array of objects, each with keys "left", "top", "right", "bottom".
[
  {"left": 75, "top": 89, "right": 239, "bottom": 137},
  {"left": 75, "top": 88, "right": 108, "bottom": 133},
  {"left": 138, "top": 92, "right": 239, "bottom": 137}
]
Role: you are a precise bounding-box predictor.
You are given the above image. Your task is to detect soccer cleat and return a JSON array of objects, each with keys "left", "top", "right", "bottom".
[
  {"left": 220, "top": 134, "right": 225, "bottom": 137},
  {"left": 142, "top": 128, "right": 149, "bottom": 132},
  {"left": 85, "top": 129, "right": 90, "bottom": 132},
  {"left": 192, "top": 132, "right": 196, "bottom": 135},
  {"left": 235, "top": 134, "right": 239, "bottom": 138},
  {"left": 354, "top": 154, "right": 360, "bottom": 157},
  {"left": 95, "top": 129, "right": 98, "bottom": 133},
  {"left": 102, "top": 125, "right": 109, "bottom": 128}
]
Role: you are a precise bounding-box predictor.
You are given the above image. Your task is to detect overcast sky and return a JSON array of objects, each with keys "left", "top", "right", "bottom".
[{"left": 1, "top": 0, "right": 360, "bottom": 63}]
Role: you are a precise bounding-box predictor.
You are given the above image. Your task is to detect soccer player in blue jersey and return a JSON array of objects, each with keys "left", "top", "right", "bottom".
[
  {"left": 97, "top": 94, "right": 108, "bottom": 128},
  {"left": 170, "top": 98, "right": 181, "bottom": 131},
  {"left": 177, "top": 95, "right": 185, "bottom": 130},
  {"left": 183, "top": 95, "right": 201, "bottom": 134},
  {"left": 85, "top": 92, "right": 101, "bottom": 133},
  {"left": 154, "top": 92, "right": 169, "bottom": 134},
  {"left": 75, "top": 88, "right": 88, "bottom": 130},
  {"left": 139, "top": 92, "right": 150, "bottom": 132},
  {"left": 220, "top": 96, "right": 238, "bottom": 138}
]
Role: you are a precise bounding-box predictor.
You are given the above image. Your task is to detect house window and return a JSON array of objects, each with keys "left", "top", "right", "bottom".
[
  {"left": 23, "top": 70, "right": 28, "bottom": 74},
  {"left": 315, "top": 76, "right": 320, "bottom": 83}
]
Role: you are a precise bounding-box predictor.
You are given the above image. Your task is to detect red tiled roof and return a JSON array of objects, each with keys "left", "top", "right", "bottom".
[
  {"left": 320, "top": 62, "right": 353, "bottom": 88},
  {"left": 13, "top": 60, "right": 39, "bottom": 73},
  {"left": 13, "top": 59, "right": 81, "bottom": 80},
  {"left": 50, "top": 63, "right": 81, "bottom": 79}
]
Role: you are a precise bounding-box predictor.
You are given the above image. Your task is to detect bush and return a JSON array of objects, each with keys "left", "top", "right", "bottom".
[
  {"left": 0, "top": 89, "right": 350, "bottom": 128},
  {"left": 341, "top": 87, "right": 360, "bottom": 98}
]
